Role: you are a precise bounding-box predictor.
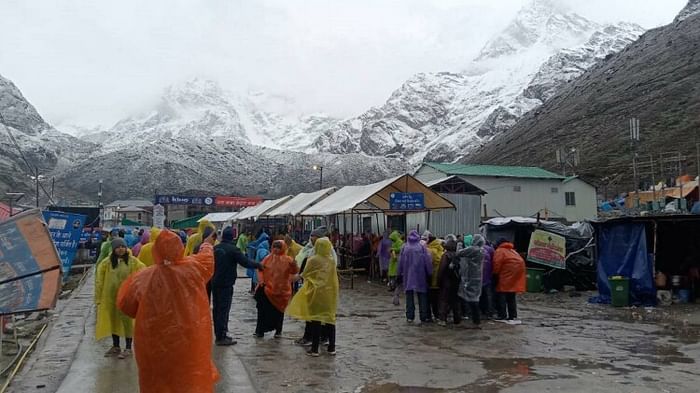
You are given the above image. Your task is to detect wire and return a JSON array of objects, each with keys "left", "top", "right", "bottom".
[{"left": 0, "top": 114, "right": 56, "bottom": 205}]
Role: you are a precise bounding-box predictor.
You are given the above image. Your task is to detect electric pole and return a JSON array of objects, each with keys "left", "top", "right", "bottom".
[{"left": 630, "top": 117, "right": 640, "bottom": 207}]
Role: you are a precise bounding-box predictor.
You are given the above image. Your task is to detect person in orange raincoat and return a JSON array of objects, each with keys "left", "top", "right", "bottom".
[
  {"left": 492, "top": 239, "right": 526, "bottom": 323},
  {"left": 117, "top": 229, "right": 219, "bottom": 393},
  {"left": 254, "top": 240, "right": 299, "bottom": 338}
]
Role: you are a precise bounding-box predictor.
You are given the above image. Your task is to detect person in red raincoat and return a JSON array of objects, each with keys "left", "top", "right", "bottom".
[
  {"left": 254, "top": 240, "right": 299, "bottom": 337},
  {"left": 117, "top": 229, "right": 219, "bottom": 393},
  {"left": 492, "top": 239, "right": 526, "bottom": 323}
]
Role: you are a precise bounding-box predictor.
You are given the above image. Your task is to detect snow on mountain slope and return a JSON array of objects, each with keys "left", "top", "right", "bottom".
[{"left": 312, "top": 0, "right": 644, "bottom": 164}]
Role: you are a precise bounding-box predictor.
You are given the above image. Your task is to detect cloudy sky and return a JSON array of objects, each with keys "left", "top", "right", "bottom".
[{"left": 0, "top": 0, "right": 687, "bottom": 127}]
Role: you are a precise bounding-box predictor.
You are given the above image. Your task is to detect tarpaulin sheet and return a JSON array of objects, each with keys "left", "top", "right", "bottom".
[
  {"left": 591, "top": 222, "right": 656, "bottom": 306},
  {"left": 0, "top": 209, "right": 62, "bottom": 315}
]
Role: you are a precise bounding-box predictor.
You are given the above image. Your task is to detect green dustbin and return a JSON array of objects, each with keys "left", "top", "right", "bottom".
[
  {"left": 526, "top": 268, "right": 545, "bottom": 293},
  {"left": 609, "top": 276, "right": 630, "bottom": 307}
]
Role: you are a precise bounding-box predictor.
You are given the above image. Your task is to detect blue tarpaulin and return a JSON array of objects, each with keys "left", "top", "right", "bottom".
[{"left": 591, "top": 222, "right": 656, "bottom": 306}]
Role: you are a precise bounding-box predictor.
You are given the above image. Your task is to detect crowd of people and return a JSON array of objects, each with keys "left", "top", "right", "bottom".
[
  {"left": 92, "top": 221, "right": 340, "bottom": 392},
  {"left": 91, "top": 221, "right": 525, "bottom": 391}
]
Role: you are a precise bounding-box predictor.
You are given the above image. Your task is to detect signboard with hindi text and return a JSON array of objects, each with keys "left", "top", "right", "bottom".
[
  {"left": 527, "top": 229, "right": 566, "bottom": 269},
  {"left": 0, "top": 209, "right": 62, "bottom": 315},
  {"left": 389, "top": 192, "right": 425, "bottom": 211},
  {"left": 42, "top": 211, "right": 87, "bottom": 274}
]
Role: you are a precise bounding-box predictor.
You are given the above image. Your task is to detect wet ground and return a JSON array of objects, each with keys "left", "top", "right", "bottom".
[{"left": 10, "top": 269, "right": 700, "bottom": 392}]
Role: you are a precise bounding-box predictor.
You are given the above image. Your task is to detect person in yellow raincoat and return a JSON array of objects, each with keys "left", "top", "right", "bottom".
[
  {"left": 185, "top": 219, "right": 216, "bottom": 256},
  {"left": 284, "top": 234, "right": 302, "bottom": 259},
  {"left": 95, "top": 237, "right": 145, "bottom": 359},
  {"left": 137, "top": 227, "right": 161, "bottom": 267},
  {"left": 286, "top": 237, "right": 339, "bottom": 356},
  {"left": 117, "top": 229, "right": 219, "bottom": 393},
  {"left": 423, "top": 230, "right": 444, "bottom": 321}
]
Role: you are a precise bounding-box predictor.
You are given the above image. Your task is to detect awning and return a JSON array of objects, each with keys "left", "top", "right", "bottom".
[
  {"left": 198, "top": 212, "right": 240, "bottom": 223},
  {"left": 235, "top": 195, "right": 294, "bottom": 221},
  {"left": 170, "top": 214, "right": 207, "bottom": 230},
  {"left": 299, "top": 174, "right": 455, "bottom": 216},
  {"left": 265, "top": 187, "right": 336, "bottom": 217}
]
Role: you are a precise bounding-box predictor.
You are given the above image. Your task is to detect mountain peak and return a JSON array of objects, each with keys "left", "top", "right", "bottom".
[
  {"left": 0, "top": 73, "right": 52, "bottom": 135},
  {"left": 162, "top": 78, "right": 229, "bottom": 108},
  {"left": 675, "top": 0, "right": 700, "bottom": 22},
  {"left": 476, "top": 0, "right": 598, "bottom": 61}
]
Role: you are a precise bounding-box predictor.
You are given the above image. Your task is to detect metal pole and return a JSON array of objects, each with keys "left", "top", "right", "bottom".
[
  {"left": 678, "top": 152, "right": 684, "bottom": 211},
  {"left": 650, "top": 154, "right": 656, "bottom": 208},
  {"left": 320, "top": 167, "right": 323, "bottom": 190},
  {"left": 350, "top": 210, "right": 355, "bottom": 290}
]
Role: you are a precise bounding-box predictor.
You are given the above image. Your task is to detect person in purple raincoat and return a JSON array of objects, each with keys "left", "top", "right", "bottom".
[
  {"left": 479, "top": 240, "right": 496, "bottom": 319},
  {"left": 376, "top": 232, "right": 392, "bottom": 282},
  {"left": 398, "top": 230, "right": 433, "bottom": 323}
]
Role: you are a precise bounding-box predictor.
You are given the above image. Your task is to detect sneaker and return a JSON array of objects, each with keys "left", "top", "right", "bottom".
[
  {"left": 216, "top": 337, "right": 237, "bottom": 346},
  {"left": 321, "top": 337, "right": 329, "bottom": 345},
  {"left": 327, "top": 349, "right": 336, "bottom": 356},
  {"left": 437, "top": 320, "right": 447, "bottom": 327},
  {"left": 104, "top": 346, "right": 121, "bottom": 357},
  {"left": 253, "top": 332, "right": 264, "bottom": 338},
  {"left": 118, "top": 349, "right": 132, "bottom": 359},
  {"left": 406, "top": 319, "right": 414, "bottom": 324},
  {"left": 274, "top": 332, "right": 282, "bottom": 339},
  {"left": 295, "top": 338, "right": 312, "bottom": 346},
  {"left": 506, "top": 319, "right": 522, "bottom": 325},
  {"left": 306, "top": 350, "right": 320, "bottom": 357}
]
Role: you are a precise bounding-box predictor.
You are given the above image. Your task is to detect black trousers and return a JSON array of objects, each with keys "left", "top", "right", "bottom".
[
  {"left": 467, "top": 301, "right": 481, "bottom": 325},
  {"left": 112, "top": 335, "right": 133, "bottom": 349},
  {"left": 496, "top": 292, "right": 518, "bottom": 320},
  {"left": 428, "top": 288, "right": 440, "bottom": 320},
  {"left": 212, "top": 285, "right": 234, "bottom": 340},
  {"left": 309, "top": 321, "right": 336, "bottom": 353}
]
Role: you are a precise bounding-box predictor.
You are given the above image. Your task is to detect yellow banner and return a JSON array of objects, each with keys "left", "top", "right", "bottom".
[{"left": 527, "top": 230, "right": 566, "bottom": 269}]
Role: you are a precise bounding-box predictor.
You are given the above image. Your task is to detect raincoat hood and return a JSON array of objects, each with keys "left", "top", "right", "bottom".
[
  {"left": 198, "top": 219, "right": 213, "bottom": 234},
  {"left": 472, "top": 234, "right": 485, "bottom": 247},
  {"left": 271, "top": 240, "right": 288, "bottom": 255},
  {"left": 258, "top": 239, "right": 270, "bottom": 251},
  {"left": 444, "top": 239, "right": 457, "bottom": 252},
  {"left": 140, "top": 231, "right": 150, "bottom": 244},
  {"left": 149, "top": 227, "right": 161, "bottom": 244},
  {"left": 314, "top": 237, "right": 333, "bottom": 257},
  {"left": 407, "top": 230, "right": 421, "bottom": 244},
  {"left": 389, "top": 230, "right": 402, "bottom": 243},
  {"left": 153, "top": 229, "right": 185, "bottom": 265},
  {"left": 498, "top": 242, "right": 515, "bottom": 250},
  {"left": 464, "top": 234, "right": 473, "bottom": 247}
]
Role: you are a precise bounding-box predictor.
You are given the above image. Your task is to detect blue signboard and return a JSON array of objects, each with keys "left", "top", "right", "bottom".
[
  {"left": 389, "top": 192, "right": 425, "bottom": 210},
  {"left": 155, "top": 195, "right": 215, "bottom": 206},
  {"left": 42, "top": 211, "right": 87, "bottom": 274}
]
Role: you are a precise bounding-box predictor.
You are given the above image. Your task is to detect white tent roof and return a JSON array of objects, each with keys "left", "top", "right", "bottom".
[
  {"left": 235, "top": 195, "right": 293, "bottom": 221},
  {"left": 300, "top": 174, "right": 455, "bottom": 216},
  {"left": 198, "top": 212, "right": 240, "bottom": 223},
  {"left": 265, "top": 187, "right": 336, "bottom": 217}
]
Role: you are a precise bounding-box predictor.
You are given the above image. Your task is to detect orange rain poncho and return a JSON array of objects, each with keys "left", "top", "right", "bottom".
[
  {"left": 259, "top": 241, "right": 299, "bottom": 312},
  {"left": 492, "top": 242, "right": 526, "bottom": 293},
  {"left": 117, "top": 229, "right": 219, "bottom": 393},
  {"left": 286, "top": 237, "right": 339, "bottom": 325},
  {"left": 137, "top": 227, "right": 161, "bottom": 267}
]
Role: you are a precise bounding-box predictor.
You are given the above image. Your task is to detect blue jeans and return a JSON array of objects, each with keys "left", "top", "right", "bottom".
[{"left": 405, "top": 290, "right": 430, "bottom": 322}]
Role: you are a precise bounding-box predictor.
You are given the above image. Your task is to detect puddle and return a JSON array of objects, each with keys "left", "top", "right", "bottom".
[{"left": 358, "top": 383, "right": 449, "bottom": 393}]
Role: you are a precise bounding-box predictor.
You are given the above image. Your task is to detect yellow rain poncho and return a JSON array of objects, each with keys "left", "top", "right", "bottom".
[
  {"left": 426, "top": 239, "right": 444, "bottom": 288},
  {"left": 388, "top": 231, "right": 403, "bottom": 277},
  {"left": 138, "top": 227, "right": 161, "bottom": 267},
  {"left": 286, "top": 237, "right": 339, "bottom": 325},
  {"left": 185, "top": 220, "right": 216, "bottom": 256},
  {"left": 95, "top": 253, "right": 145, "bottom": 340}
]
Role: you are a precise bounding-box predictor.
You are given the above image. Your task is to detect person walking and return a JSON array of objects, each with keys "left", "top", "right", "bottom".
[
  {"left": 95, "top": 237, "right": 145, "bottom": 359},
  {"left": 437, "top": 235, "right": 462, "bottom": 326},
  {"left": 376, "top": 231, "right": 392, "bottom": 282},
  {"left": 96, "top": 228, "right": 119, "bottom": 267},
  {"left": 456, "top": 234, "right": 485, "bottom": 328},
  {"left": 287, "top": 237, "right": 339, "bottom": 356},
  {"left": 131, "top": 230, "right": 149, "bottom": 257},
  {"left": 137, "top": 227, "right": 161, "bottom": 267},
  {"left": 254, "top": 240, "right": 299, "bottom": 338},
  {"left": 212, "top": 227, "right": 264, "bottom": 346},
  {"left": 479, "top": 240, "right": 496, "bottom": 319},
  {"left": 236, "top": 229, "right": 250, "bottom": 253},
  {"left": 492, "top": 238, "right": 526, "bottom": 324},
  {"left": 117, "top": 229, "right": 219, "bottom": 393},
  {"left": 185, "top": 219, "right": 216, "bottom": 256},
  {"left": 388, "top": 230, "right": 404, "bottom": 292},
  {"left": 398, "top": 230, "right": 433, "bottom": 323},
  {"left": 247, "top": 231, "right": 270, "bottom": 294}
]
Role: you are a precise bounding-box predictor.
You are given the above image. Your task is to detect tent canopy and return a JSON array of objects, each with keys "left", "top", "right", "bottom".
[
  {"left": 170, "top": 214, "right": 206, "bottom": 230},
  {"left": 266, "top": 187, "right": 336, "bottom": 217},
  {"left": 300, "top": 174, "right": 455, "bottom": 216},
  {"left": 198, "top": 212, "right": 240, "bottom": 223},
  {"left": 235, "top": 195, "right": 293, "bottom": 221}
]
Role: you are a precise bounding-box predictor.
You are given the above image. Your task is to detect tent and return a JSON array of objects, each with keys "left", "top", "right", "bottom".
[
  {"left": 235, "top": 195, "right": 294, "bottom": 221},
  {"left": 266, "top": 187, "right": 336, "bottom": 217},
  {"left": 299, "top": 174, "right": 455, "bottom": 216},
  {"left": 198, "top": 212, "right": 240, "bottom": 224}
]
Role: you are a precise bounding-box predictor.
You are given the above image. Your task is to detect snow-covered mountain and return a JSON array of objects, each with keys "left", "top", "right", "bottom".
[{"left": 311, "top": 0, "right": 644, "bottom": 163}]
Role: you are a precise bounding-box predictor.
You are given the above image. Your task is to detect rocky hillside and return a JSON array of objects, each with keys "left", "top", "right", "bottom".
[
  {"left": 311, "top": 0, "right": 644, "bottom": 164},
  {"left": 468, "top": 1, "right": 700, "bottom": 192}
]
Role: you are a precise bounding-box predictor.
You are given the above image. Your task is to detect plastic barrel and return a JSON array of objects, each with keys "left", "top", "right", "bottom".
[
  {"left": 526, "top": 268, "right": 545, "bottom": 293},
  {"left": 609, "top": 277, "right": 630, "bottom": 307}
]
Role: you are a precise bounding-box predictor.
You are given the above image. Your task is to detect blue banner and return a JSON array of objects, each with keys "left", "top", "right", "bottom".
[
  {"left": 0, "top": 209, "right": 62, "bottom": 315},
  {"left": 389, "top": 192, "right": 425, "bottom": 210},
  {"left": 155, "top": 195, "right": 215, "bottom": 206},
  {"left": 42, "top": 211, "right": 87, "bottom": 274}
]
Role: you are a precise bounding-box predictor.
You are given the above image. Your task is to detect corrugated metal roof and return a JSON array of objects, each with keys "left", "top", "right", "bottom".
[{"left": 424, "top": 162, "right": 564, "bottom": 180}]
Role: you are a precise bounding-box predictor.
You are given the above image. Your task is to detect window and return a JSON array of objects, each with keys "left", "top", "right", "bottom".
[
  {"left": 551, "top": 187, "right": 559, "bottom": 193},
  {"left": 513, "top": 186, "right": 521, "bottom": 192},
  {"left": 138, "top": 213, "right": 142, "bottom": 220},
  {"left": 565, "top": 192, "right": 576, "bottom": 206}
]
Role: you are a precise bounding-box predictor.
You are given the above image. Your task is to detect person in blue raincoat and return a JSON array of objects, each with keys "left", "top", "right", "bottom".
[{"left": 247, "top": 231, "right": 270, "bottom": 294}]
